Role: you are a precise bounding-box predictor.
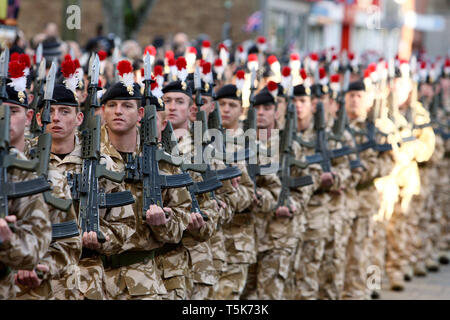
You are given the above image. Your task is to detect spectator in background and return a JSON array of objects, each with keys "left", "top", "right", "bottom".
[
  {"left": 173, "top": 32, "right": 188, "bottom": 58},
  {"left": 122, "top": 39, "right": 142, "bottom": 62},
  {"left": 44, "top": 22, "right": 60, "bottom": 40}
]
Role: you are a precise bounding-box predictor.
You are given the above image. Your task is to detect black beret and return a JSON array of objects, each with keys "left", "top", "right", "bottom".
[
  {"left": 100, "top": 82, "right": 142, "bottom": 105},
  {"left": 310, "top": 83, "right": 330, "bottom": 97},
  {"left": 215, "top": 84, "right": 240, "bottom": 101},
  {"left": 5, "top": 79, "right": 28, "bottom": 108},
  {"left": 347, "top": 81, "right": 366, "bottom": 92},
  {"left": 277, "top": 83, "right": 287, "bottom": 97},
  {"left": 187, "top": 79, "right": 214, "bottom": 97},
  {"left": 38, "top": 84, "right": 78, "bottom": 110},
  {"left": 141, "top": 94, "right": 164, "bottom": 109},
  {"left": 253, "top": 90, "right": 275, "bottom": 106},
  {"left": 293, "top": 84, "right": 311, "bottom": 97},
  {"left": 162, "top": 80, "right": 192, "bottom": 100}
]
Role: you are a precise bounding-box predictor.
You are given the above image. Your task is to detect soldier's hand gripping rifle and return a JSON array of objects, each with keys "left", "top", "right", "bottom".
[
  {"left": 69, "top": 55, "right": 135, "bottom": 243},
  {"left": 0, "top": 48, "right": 51, "bottom": 236},
  {"left": 327, "top": 69, "right": 365, "bottom": 170},
  {"left": 275, "top": 82, "right": 313, "bottom": 212},
  {"left": 192, "top": 67, "right": 242, "bottom": 188},
  {"left": 305, "top": 67, "right": 354, "bottom": 171},
  {"left": 29, "top": 45, "right": 45, "bottom": 138},
  {"left": 125, "top": 53, "right": 194, "bottom": 221},
  {"left": 162, "top": 120, "right": 221, "bottom": 222}
]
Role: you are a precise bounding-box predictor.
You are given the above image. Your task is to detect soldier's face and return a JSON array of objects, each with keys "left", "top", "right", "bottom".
[
  {"left": 5, "top": 103, "right": 33, "bottom": 146},
  {"left": 327, "top": 98, "right": 339, "bottom": 118},
  {"left": 37, "top": 104, "right": 83, "bottom": 141},
  {"left": 345, "top": 90, "right": 365, "bottom": 119},
  {"left": 276, "top": 96, "right": 287, "bottom": 124},
  {"left": 255, "top": 103, "right": 277, "bottom": 130},
  {"left": 163, "top": 92, "right": 192, "bottom": 130},
  {"left": 293, "top": 96, "right": 312, "bottom": 122},
  {"left": 189, "top": 95, "right": 214, "bottom": 122},
  {"left": 102, "top": 99, "right": 143, "bottom": 134},
  {"left": 419, "top": 83, "right": 433, "bottom": 99},
  {"left": 218, "top": 98, "right": 242, "bottom": 129}
]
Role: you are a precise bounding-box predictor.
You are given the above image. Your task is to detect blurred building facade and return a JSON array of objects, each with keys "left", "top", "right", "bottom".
[
  {"left": 262, "top": 0, "right": 448, "bottom": 58},
  {"left": 12, "top": 0, "right": 449, "bottom": 58}
]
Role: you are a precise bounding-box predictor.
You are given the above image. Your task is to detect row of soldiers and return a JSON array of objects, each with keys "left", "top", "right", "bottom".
[{"left": 0, "top": 36, "right": 449, "bottom": 300}]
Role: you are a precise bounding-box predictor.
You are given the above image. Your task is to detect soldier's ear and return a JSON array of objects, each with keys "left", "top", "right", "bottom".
[
  {"left": 36, "top": 112, "right": 43, "bottom": 127},
  {"left": 25, "top": 109, "right": 34, "bottom": 125},
  {"left": 76, "top": 111, "right": 84, "bottom": 126},
  {"left": 137, "top": 106, "right": 144, "bottom": 121}
]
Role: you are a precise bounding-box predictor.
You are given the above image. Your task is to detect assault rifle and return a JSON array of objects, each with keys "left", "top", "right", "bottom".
[
  {"left": 124, "top": 53, "right": 194, "bottom": 221},
  {"left": 29, "top": 54, "right": 46, "bottom": 137},
  {"left": 192, "top": 67, "right": 242, "bottom": 190},
  {"left": 69, "top": 55, "right": 135, "bottom": 242},
  {"left": 0, "top": 48, "right": 50, "bottom": 236},
  {"left": 276, "top": 82, "right": 313, "bottom": 211}
]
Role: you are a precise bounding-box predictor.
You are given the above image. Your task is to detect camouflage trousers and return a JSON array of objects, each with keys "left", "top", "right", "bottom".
[
  {"left": 191, "top": 283, "right": 213, "bottom": 300},
  {"left": 79, "top": 257, "right": 107, "bottom": 300},
  {"left": 51, "top": 277, "right": 84, "bottom": 300},
  {"left": 156, "top": 246, "right": 192, "bottom": 300},
  {"left": 15, "top": 279, "right": 52, "bottom": 300},
  {"left": 318, "top": 211, "right": 352, "bottom": 300},
  {"left": 293, "top": 238, "right": 326, "bottom": 300},
  {"left": 215, "top": 263, "right": 249, "bottom": 300},
  {"left": 104, "top": 258, "right": 167, "bottom": 300},
  {"left": 367, "top": 219, "right": 387, "bottom": 294},
  {"left": 342, "top": 216, "right": 371, "bottom": 300},
  {"left": 385, "top": 204, "right": 411, "bottom": 286},
  {"left": 242, "top": 248, "right": 295, "bottom": 300},
  {"left": 188, "top": 241, "right": 218, "bottom": 301},
  {"left": 0, "top": 272, "right": 18, "bottom": 299}
]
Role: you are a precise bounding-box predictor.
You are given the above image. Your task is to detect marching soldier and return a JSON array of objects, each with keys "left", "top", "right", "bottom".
[
  {"left": 157, "top": 78, "right": 219, "bottom": 300},
  {"left": 99, "top": 63, "right": 191, "bottom": 300},
  {"left": 212, "top": 83, "right": 256, "bottom": 300},
  {"left": 16, "top": 84, "right": 83, "bottom": 300},
  {"left": 0, "top": 64, "right": 52, "bottom": 299}
]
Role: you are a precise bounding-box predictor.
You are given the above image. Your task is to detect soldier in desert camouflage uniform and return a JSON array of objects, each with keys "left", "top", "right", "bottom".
[
  {"left": 0, "top": 81, "right": 51, "bottom": 299},
  {"left": 213, "top": 84, "right": 256, "bottom": 300},
  {"left": 16, "top": 84, "right": 83, "bottom": 300},
  {"left": 157, "top": 79, "right": 219, "bottom": 300},
  {"left": 291, "top": 84, "right": 341, "bottom": 300},
  {"left": 342, "top": 81, "right": 381, "bottom": 300},
  {"left": 99, "top": 76, "right": 192, "bottom": 300},
  {"left": 242, "top": 88, "right": 302, "bottom": 300}
]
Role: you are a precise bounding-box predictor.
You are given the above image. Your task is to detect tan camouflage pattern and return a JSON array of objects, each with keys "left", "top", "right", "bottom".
[
  {"left": 176, "top": 133, "right": 222, "bottom": 299},
  {"left": 292, "top": 126, "right": 329, "bottom": 300},
  {"left": 0, "top": 148, "right": 51, "bottom": 300},
  {"left": 100, "top": 125, "right": 191, "bottom": 299},
  {"left": 216, "top": 127, "right": 256, "bottom": 300},
  {"left": 16, "top": 135, "right": 83, "bottom": 300},
  {"left": 318, "top": 124, "right": 355, "bottom": 300}
]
